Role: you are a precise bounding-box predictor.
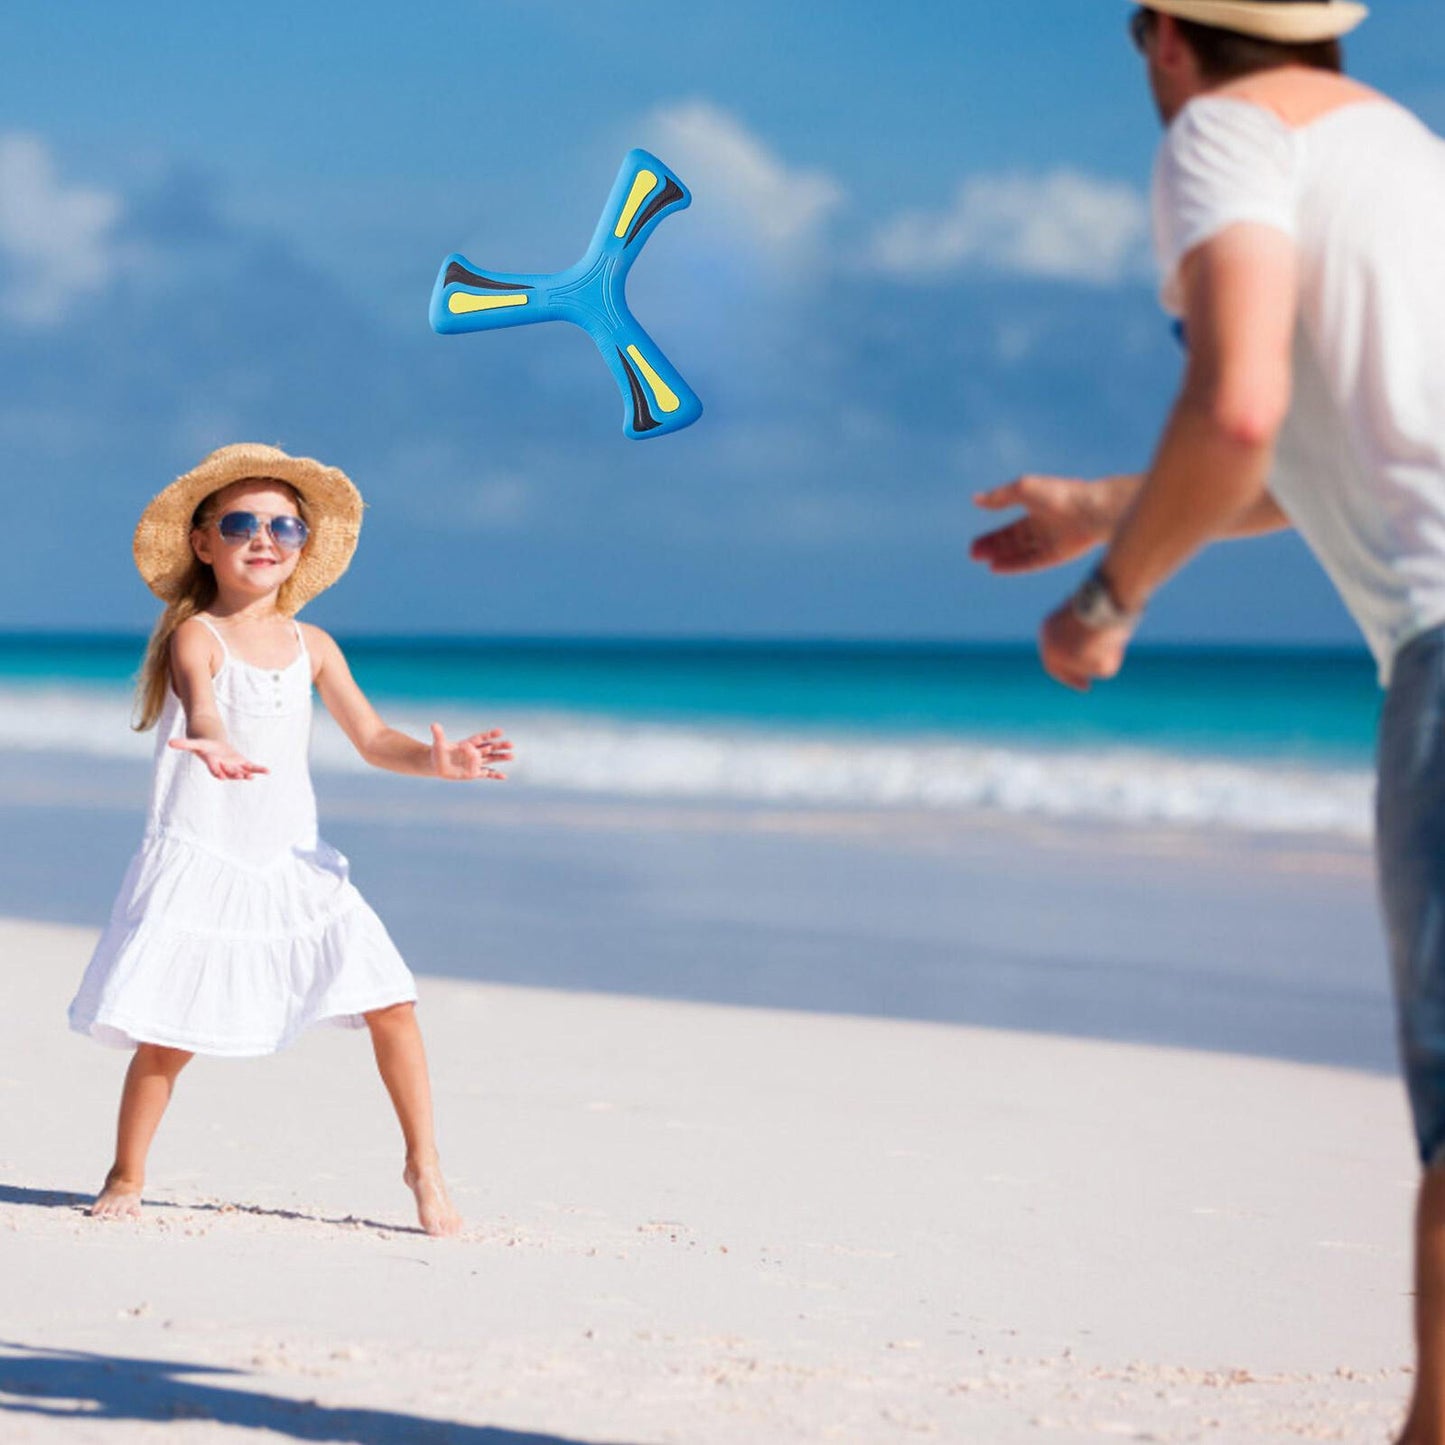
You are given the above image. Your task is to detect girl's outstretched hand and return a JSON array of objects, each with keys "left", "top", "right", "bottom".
[
  {"left": 169, "top": 737, "right": 270, "bottom": 781},
  {"left": 430, "top": 724, "right": 513, "bottom": 781}
]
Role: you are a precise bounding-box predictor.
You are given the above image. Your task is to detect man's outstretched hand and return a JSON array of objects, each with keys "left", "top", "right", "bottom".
[
  {"left": 970, "top": 475, "right": 1119, "bottom": 575},
  {"left": 972, "top": 473, "right": 1143, "bottom": 689}
]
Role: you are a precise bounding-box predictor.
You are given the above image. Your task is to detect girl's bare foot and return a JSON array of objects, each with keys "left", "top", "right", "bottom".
[
  {"left": 90, "top": 1168, "right": 143, "bottom": 1220},
  {"left": 403, "top": 1156, "right": 461, "bottom": 1237}
]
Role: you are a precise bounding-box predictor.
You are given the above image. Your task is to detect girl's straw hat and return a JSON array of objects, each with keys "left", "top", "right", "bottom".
[
  {"left": 1135, "top": 1, "right": 1368, "bottom": 42},
  {"left": 133, "top": 442, "right": 364, "bottom": 614}
]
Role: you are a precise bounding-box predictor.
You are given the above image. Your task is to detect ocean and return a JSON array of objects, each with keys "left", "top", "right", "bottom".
[{"left": 0, "top": 633, "right": 1381, "bottom": 841}]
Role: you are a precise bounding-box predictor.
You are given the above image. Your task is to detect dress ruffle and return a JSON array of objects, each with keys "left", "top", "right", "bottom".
[{"left": 68, "top": 828, "right": 417, "bottom": 1057}]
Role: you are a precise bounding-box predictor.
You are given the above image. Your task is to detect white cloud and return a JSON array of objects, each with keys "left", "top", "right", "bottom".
[
  {"left": 0, "top": 133, "right": 122, "bottom": 326},
  {"left": 461, "top": 473, "right": 532, "bottom": 531},
  {"left": 870, "top": 170, "right": 1150, "bottom": 287},
  {"left": 643, "top": 100, "right": 844, "bottom": 259}
]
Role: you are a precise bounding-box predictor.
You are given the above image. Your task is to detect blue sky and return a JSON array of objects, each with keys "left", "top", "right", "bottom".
[{"left": 2, "top": 1, "right": 1440, "bottom": 642}]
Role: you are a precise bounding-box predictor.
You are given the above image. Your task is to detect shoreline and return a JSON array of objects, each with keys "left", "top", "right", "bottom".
[
  {"left": 0, "top": 749, "right": 1392, "bottom": 1076},
  {"left": 0, "top": 667, "right": 1379, "bottom": 839}
]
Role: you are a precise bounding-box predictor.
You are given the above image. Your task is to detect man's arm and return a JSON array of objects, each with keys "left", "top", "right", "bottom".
[
  {"left": 1036, "top": 222, "right": 1297, "bottom": 689},
  {"left": 1225, "top": 489, "right": 1291, "bottom": 537},
  {"left": 1099, "top": 222, "right": 1297, "bottom": 611}
]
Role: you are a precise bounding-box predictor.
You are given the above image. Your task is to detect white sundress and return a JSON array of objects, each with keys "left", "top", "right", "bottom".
[{"left": 68, "top": 617, "right": 417, "bottom": 1056}]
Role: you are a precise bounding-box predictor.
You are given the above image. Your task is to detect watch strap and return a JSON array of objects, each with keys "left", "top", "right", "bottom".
[{"left": 1070, "top": 566, "right": 1143, "bottom": 631}]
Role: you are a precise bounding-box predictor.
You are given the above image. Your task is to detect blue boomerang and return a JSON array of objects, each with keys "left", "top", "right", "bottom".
[{"left": 429, "top": 149, "right": 702, "bottom": 441}]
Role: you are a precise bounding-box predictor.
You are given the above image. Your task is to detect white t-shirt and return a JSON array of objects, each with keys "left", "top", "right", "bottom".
[{"left": 1152, "top": 93, "right": 1445, "bottom": 684}]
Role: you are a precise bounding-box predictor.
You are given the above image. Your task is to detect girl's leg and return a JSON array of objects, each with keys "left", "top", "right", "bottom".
[
  {"left": 91, "top": 1043, "right": 194, "bottom": 1219},
  {"left": 363, "top": 1002, "right": 461, "bottom": 1237}
]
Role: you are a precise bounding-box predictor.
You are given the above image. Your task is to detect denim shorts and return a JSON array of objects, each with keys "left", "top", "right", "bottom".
[{"left": 1377, "top": 623, "right": 1445, "bottom": 1167}]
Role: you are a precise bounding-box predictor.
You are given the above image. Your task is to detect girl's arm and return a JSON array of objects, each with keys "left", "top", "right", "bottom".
[
  {"left": 167, "top": 619, "right": 270, "bottom": 780},
  {"left": 307, "top": 626, "right": 512, "bottom": 780}
]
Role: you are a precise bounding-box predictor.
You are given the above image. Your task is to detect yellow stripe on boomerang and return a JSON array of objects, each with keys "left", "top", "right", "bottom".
[
  {"left": 448, "top": 292, "right": 529, "bottom": 315},
  {"left": 626, "top": 345, "right": 680, "bottom": 412},
  {"left": 614, "top": 171, "right": 658, "bottom": 239}
]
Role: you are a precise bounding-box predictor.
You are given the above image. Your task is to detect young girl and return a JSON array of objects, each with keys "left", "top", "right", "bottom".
[{"left": 68, "top": 442, "right": 512, "bottom": 1237}]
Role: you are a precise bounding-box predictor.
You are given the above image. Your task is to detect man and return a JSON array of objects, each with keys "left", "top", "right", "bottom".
[{"left": 969, "top": 2, "right": 1445, "bottom": 1438}]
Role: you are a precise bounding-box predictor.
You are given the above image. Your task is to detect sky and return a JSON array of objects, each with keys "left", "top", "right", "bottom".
[{"left": 2, "top": 0, "right": 1441, "bottom": 644}]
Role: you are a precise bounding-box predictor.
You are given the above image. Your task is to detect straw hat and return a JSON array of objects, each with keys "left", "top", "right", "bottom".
[
  {"left": 133, "top": 442, "right": 364, "bottom": 615},
  {"left": 1135, "top": 1, "right": 1368, "bottom": 42}
]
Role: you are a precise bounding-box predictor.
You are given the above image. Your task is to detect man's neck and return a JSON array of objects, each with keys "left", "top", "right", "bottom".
[{"left": 1174, "top": 66, "right": 1379, "bottom": 127}]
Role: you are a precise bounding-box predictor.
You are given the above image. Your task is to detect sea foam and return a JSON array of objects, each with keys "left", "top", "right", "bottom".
[{"left": 0, "top": 684, "right": 1373, "bottom": 839}]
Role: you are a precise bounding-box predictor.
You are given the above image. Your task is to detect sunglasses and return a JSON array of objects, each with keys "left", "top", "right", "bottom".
[
  {"left": 1128, "top": 8, "right": 1154, "bottom": 52},
  {"left": 215, "top": 511, "right": 309, "bottom": 551}
]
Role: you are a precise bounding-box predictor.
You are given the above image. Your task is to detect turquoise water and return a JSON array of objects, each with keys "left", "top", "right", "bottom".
[{"left": 0, "top": 632, "right": 1380, "bottom": 766}]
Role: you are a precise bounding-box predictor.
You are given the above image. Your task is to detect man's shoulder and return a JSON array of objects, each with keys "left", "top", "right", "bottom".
[{"left": 1155, "top": 90, "right": 1297, "bottom": 182}]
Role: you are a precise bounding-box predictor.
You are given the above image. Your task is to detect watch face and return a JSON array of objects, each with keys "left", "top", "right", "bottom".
[
  {"left": 1072, "top": 573, "right": 1130, "bottom": 630},
  {"left": 1073, "top": 576, "right": 1106, "bottom": 626}
]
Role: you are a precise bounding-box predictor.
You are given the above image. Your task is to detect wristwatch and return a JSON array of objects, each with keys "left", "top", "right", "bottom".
[{"left": 1070, "top": 565, "right": 1143, "bottom": 631}]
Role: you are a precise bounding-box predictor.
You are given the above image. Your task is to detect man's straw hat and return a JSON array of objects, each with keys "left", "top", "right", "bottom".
[
  {"left": 1135, "top": 1, "right": 1368, "bottom": 42},
  {"left": 133, "top": 442, "right": 364, "bottom": 615}
]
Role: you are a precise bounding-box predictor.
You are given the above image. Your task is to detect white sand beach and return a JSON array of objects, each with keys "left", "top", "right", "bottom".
[{"left": 0, "top": 820, "right": 1419, "bottom": 1445}]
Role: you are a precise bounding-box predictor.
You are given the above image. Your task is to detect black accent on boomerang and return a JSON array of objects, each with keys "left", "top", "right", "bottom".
[
  {"left": 617, "top": 347, "right": 661, "bottom": 432},
  {"left": 624, "top": 178, "right": 686, "bottom": 248},
  {"left": 444, "top": 261, "right": 533, "bottom": 292}
]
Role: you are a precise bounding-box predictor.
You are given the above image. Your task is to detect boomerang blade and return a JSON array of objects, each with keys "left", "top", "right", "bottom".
[
  {"left": 605, "top": 323, "right": 703, "bottom": 440},
  {"left": 429, "top": 257, "right": 544, "bottom": 336},
  {"left": 590, "top": 149, "right": 692, "bottom": 268}
]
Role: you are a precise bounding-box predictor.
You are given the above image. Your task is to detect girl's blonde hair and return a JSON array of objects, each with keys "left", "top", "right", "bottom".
[{"left": 133, "top": 478, "right": 308, "bottom": 731}]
